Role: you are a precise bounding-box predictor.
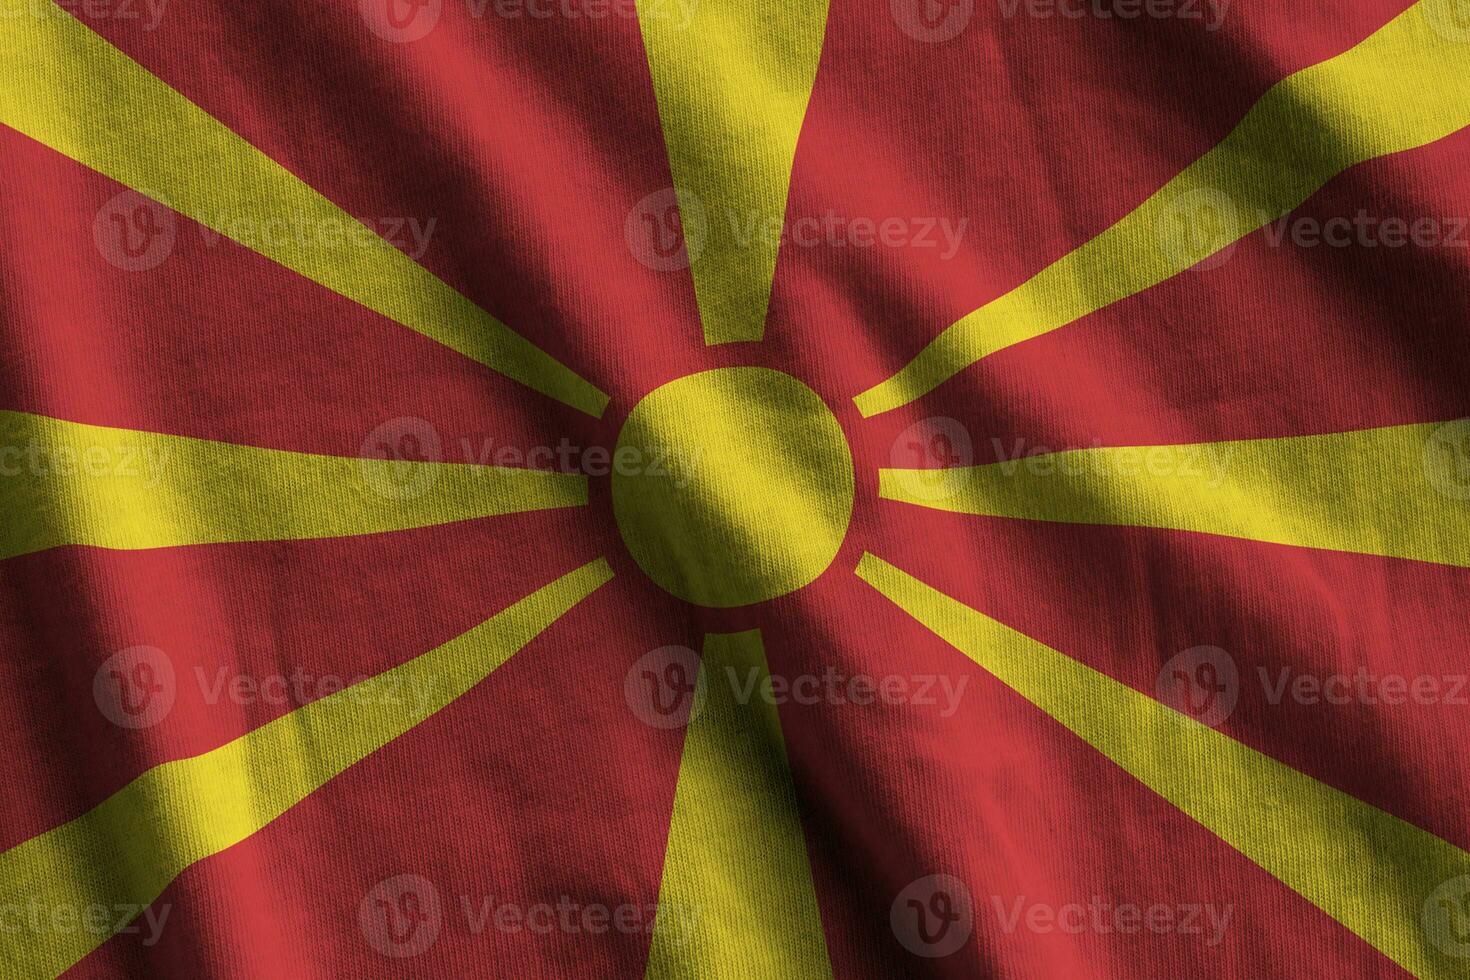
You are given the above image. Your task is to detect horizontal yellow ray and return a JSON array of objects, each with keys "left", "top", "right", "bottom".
[
  {"left": 0, "top": 558, "right": 612, "bottom": 978},
  {"left": 855, "top": 0, "right": 1470, "bottom": 417},
  {"left": 0, "top": 5, "right": 608, "bottom": 418},
  {"left": 0, "top": 411, "right": 586, "bottom": 559},
  {"left": 881, "top": 421, "right": 1470, "bottom": 568},
  {"left": 857, "top": 552, "right": 1470, "bottom": 978},
  {"left": 636, "top": 0, "right": 830, "bottom": 344},
  {"left": 645, "top": 631, "right": 833, "bottom": 978}
]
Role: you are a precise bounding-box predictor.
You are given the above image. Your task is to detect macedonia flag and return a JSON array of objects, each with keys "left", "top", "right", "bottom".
[{"left": 3, "top": 0, "right": 1470, "bottom": 976}]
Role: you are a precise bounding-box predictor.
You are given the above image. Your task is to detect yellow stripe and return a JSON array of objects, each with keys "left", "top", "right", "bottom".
[
  {"left": 0, "top": 411, "right": 587, "bottom": 559},
  {"left": 0, "top": 559, "right": 612, "bottom": 979},
  {"left": 645, "top": 631, "right": 833, "bottom": 978},
  {"left": 635, "top": 0, "right": 829, "bottom": 345},
  {"left": 856, "top": 552, "right": 1470, "bottom": 979},
  {"left": 0, "top": 5, "right": 608, "bottom": 418},
  {"left": 855, "top": 0, "right": 1470, "bottom": 416},
  {"left": 881, "top": 421, "right": 1470, "bottom": 568}
]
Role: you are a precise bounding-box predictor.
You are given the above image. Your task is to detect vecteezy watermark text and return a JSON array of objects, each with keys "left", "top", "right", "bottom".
[
  {"left": 1157, "top": 646, "right": 1470, "bottom": 729},
  {"left": 626, "top": 189, "right": 970, "bottom": 271},
  {"left": 94, "top": 190, "right": 437, "bottom": 273},
  {"left": 358, "top": 874, "right": 697, "bottom": 958},
  {"left": 93, "top": 646, "right": 442, "bottom": 730},
  {"left": 725, "top": 209, "right": 969, "bottom": 260},
  {"left": 996, "top": 0, "right": 1230, "bottom": 31},
  {"left": 988, "top": 895, "right": 1234, "bottom": 946},
  {"left": 1157, "top": 188, "right": 1470, "bottom": 273},
  {"left": 988, "top": 436, "right": 1233, "bottom": 486},
  {"left": 359, "top": 417, "right": 707, "bottom": 500},
  {"left": 1, "top": 0, "right": 168, "bottom": 30},
  {"left": 0, "top": 440, "right": 169, "bottom": 487},
  {"left": 889, "top": 874, "right": 1232, "bottom": 959},
  {"left": 360, "top": 0, "right": 697, "bottom": 43},
  {"left": 624, "top": 646, "right": 969, "bottom": 728},
  {"left": 0, "top": 900, "right": 171, "bottom": 948}
]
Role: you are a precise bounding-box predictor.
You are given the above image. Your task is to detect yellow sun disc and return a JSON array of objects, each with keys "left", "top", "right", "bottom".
[{"left": 613, "top": 367, "right": 854, "bottom": 608}]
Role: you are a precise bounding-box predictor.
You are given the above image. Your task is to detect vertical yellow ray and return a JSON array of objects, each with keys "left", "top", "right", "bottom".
[
  {"left": 635, "top": 0, "right": 830, "bottom": 345},
  {"left": 0, "top": 4, "right": 609, "bottom": 417},
  {"left": 0, "top": 411, "right": 588, "bottom": 559},
  {"left": 879, "top": 421, "right": 1470, "bottom": 568},
  {"left": 0, "top": 559, "right": 612, "bottom": 978},
  {"left": 645, "top": 631, "right": 833, "bottom": 978},
  {"left": 857, "top": 552, "right": 1470, "bottom": 978},
  {"left": 855, "top": 0, "right": 1470, "bottom": 416}
]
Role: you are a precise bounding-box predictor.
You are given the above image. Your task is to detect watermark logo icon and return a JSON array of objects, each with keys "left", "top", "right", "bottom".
[
  {"left": 361, "top": 0, "right": 443, "bottom": 42},
  {"left": 93, "top": 646, "right": 176, "bottom": 729},
  {"left": 1424, "top": 875, "right": 1470, "bottom": 958},
  {"left": 94, "top": 191, "right": 175, "bottom": 272},
  {"left": 1156, "top": 187, "right": 1240, "bottom": 272},
  {"left": 626, "top": 188, "right": 707, "bottom": 272},
  {"left": 624, "top": 646, "right": 706, "bottom": 729},
  {"left": 891, "top": 874, "right": 974, "bottom": 957},
  {"left": 891, "top": 0, "right": 973, "bottom": 42},
  {"left": 1424, "top": 420, "right": 1470, "bottom": 501},
  {"left": 1156, "top": 646, "right": 1238, "bottom": 728},
  {"left": 360, "top": 417, "right": 443, "bottom": 501},
  {"left": 889, "top": 417, "right": 973, "bottom": 501},
  {"left": 359, "top": 874, "right": 443, "bottom": 958}
]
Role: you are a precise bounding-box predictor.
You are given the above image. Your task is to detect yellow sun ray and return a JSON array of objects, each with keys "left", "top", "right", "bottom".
[
  {"left": 880, "top": 421, "right": 1470, "bottom": 568},
  {"left": 0, "top": 558, "right": 612, "bottom": 978},
  {"left": 645, "top": 630, "right": 833, "bottom": 978},
  {"left": 854, "top": 0, "right": 1470, "bottom": 417},
  {"left": 856, "top": 552, "right": 1470, "bottom": 979},
  {"left": 0, "top": 4, "right": 609, "bottom": 418},
  {"left": 635, "top": 0, "right": 830, "bottom": 345},
  {"left": 0, "top": 410, "right": 587, "bottom": 559}
]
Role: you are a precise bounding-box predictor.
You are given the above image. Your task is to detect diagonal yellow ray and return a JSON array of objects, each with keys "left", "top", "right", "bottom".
[
  {"left": 635, "top": 0, "right": 830, "bottom": 345},
  {"left": 881, "top": 421, "right": 1470, "bottom": 569},
  {"left": 855, "top": 0, "right": 1470, "bottom": 417},
  {"left": 0, "top": 410, "right": 587, "bottom": 559},
  {"left": 856, "top": 552, "right": 1470, "bottom": 979},
  {"left": 0, "top": 5, "right": 608, "bottom": 418},
  {"left": 0, "top": 558, "right": 612, "bottom": 978},
  {"left": 645, "top": 631, "right": 833, "bottom": 978}
]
